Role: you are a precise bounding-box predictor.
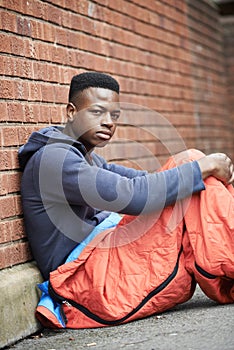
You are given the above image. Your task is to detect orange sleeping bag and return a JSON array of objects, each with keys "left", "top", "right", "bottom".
[{"left": 36, "top": 150, "right": 234, "bottom": 328}]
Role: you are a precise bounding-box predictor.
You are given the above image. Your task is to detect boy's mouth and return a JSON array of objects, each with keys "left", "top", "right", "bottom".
[{"left": 96, "top": 131, "right": 112, "bottom": 140}]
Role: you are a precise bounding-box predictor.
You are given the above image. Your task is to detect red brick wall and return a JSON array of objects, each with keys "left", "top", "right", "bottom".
[
  {"left": 221, "top": 14, "right": 234, "bottom": 141},
  {"left": 186, "top": 0, "right": 234, "bottom": 158},
  {"left": 0, "top": 0, "right": 233, "bottom": 270}
]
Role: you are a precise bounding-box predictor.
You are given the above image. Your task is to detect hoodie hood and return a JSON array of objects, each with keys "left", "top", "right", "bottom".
[{"left": 18, "top": 126, "right": 86, "bottom": 170}]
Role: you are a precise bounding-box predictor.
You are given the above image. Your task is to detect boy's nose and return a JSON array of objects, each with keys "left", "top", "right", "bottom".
[{"left": 101, "top": 112, "right": 114, "bottom": 127}]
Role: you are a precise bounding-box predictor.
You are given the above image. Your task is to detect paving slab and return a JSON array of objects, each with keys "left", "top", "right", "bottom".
[{"left": 5, "top": 287, "right": 234, "bottom": 350}]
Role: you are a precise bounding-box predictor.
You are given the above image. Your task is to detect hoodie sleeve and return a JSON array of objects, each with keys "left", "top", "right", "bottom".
[
  {"left": 92, "top": 153, "right": 148, "bottom": 178},
  {"left": 37, "top": 143, "right": 205, "bottom": 216}
]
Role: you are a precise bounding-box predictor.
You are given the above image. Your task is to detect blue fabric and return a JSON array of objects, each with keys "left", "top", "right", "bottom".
[
  {"left": 37, "top": 212, "right": 122, "bottom": 327},
  {"left": 65, "top": 212, "right": 122, "bottom": 263}
]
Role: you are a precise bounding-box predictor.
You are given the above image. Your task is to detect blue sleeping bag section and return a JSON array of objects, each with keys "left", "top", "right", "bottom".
[{"left": 37, "top": 212, "right": 122, "bottom": 327}]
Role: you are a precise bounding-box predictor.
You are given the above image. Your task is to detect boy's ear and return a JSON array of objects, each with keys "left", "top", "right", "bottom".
[{"left": 66, "top": 102, "right": 77, "bottom": 122}]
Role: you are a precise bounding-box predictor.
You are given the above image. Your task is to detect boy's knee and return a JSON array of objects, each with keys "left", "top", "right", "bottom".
[
  {"left": 160, "top": 149, "right": 206, "bottom": 170},
  {"left": 186, "top": 149, "right": 205, "bottom": 160},
  {"left": 173, "top": 149, "right": 205, "bottom": 165}
]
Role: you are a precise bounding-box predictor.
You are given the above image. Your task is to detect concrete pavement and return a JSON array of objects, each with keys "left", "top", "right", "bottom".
[{"left": 5, "top": 286, "right": 234, "bottom": 350}]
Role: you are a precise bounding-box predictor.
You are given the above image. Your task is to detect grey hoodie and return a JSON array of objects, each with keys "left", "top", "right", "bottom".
[{"left": 19, "top": 126, "right": 205, "bottom": 279}]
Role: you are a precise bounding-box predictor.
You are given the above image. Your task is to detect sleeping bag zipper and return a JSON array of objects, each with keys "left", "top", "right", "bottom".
[
  {"left": 48, "top": 246, "right": 183, "bottom": 326},
  {"left": 195, "top": 262, "right": 217, "bottom": 279}
]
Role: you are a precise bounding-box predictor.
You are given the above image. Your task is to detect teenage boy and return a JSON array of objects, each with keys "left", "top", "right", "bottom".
[{"left": 19, "top": 72, "right": 234, "bottom": 328}]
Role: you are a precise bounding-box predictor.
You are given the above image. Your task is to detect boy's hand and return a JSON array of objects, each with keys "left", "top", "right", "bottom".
[{"left": 197, "top": 153, "right": 234, "bottom": 185}]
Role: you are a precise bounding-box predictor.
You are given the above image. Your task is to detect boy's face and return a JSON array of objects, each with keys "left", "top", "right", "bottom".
[{"left": 66, "top": 87, "right": 120, "bottom": 152}]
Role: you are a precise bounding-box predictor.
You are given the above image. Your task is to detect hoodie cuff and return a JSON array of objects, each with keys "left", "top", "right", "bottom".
[{"left": 93, "top": 211, "right": 112, "bottom": 225}]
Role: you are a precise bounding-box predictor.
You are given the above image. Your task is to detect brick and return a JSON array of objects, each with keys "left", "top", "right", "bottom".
[
  {"left": 47, "top": 3, "right": 63, "bottom": 25},
  {"left": 0, "top": 151, "right": 14, "bottom": 171},
  {"left": 0, "top": 218, "right": 25, "bottom": 244},
  {"left": 40, "top": 84, "right": 55, "bottom": 103},
  {"left": 28, "top": 82, "right": 42, "bottom": 102},
  {"left": 0, "top": 241, "right": 32, "bottom": 270},
  {"left": 0, "top": 174, "right": 8, "bottom": 196},
  {"left": 50, "top": 45, "right": 67, "bottom": 65},
  {"left": 16, "top": 80, "right": 30, "bottom": 100},
  {"left": 10, "top": 218, "right": 26, "bottom": 241},
  {"left": 0, "top": 220, "right": 10, "bottom": 244},
  {"left": 18, "top": 125, "right": 38, "bottom": 145},
  {"left": 0, "top": 79, "right": 15, "bottom": 99},
  {"left": 38, "top": 104, "right": 51, "bottom": 123},
  {"left": 0, "top": 196, "right": 16, "bottom": 219},
  {"left": 0, "top": 172, "right": 21, "bottom": 195},
  {"left": 0, "top": 195, "right": 22, "bottom": 220},
  {"left": 54, "top": 85, "right": 67, "bottom": 104},
  {"left": 0, "top": 0, "right": 22, "bottom": 12},
  {"left": 1, "top": 126, "right": 19, "bottom": 146},
  {"left": 54, "top": 26, "right": 68, "bottom": 46},
  {"left": 43, "top": 22, "right": 56, "bottom": 42},
  {"left": 50, "top": 105, "right": 65, "bottom": 124},
  {"left": 10, "top": 35, "right": 26, "bottom": 56},
  {"left": 6, "top": 102, "right": 24, "bottom": 122},
  {"left": 16, "top": 16, "right": 32, "bottom": 37},
  {"left": 44, "top": 64, "right": 61, "bottom": 83},
  {"left": 0, "top": 10, "right": 17, "bottom": 32},
  {"left": 0, "top": 102, "right": 8, "bottom": 121},
  {"left": 0, "top": 150, "right": 19, "bottom": 171}
]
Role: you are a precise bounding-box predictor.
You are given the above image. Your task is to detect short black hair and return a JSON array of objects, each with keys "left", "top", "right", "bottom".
[{"left": 68, "top": 72, "right": 120, "bottom": 102}]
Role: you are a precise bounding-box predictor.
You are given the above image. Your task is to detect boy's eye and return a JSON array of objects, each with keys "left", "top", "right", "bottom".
[
  {"left": 89, "top": 109, "right": 120, "bottom": 121},
  {"left": 111, "top": 113, "right": 120, "bottom": 121},
  {"left": 91, "top": 109, "right": 102, "bottom": 116}
]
